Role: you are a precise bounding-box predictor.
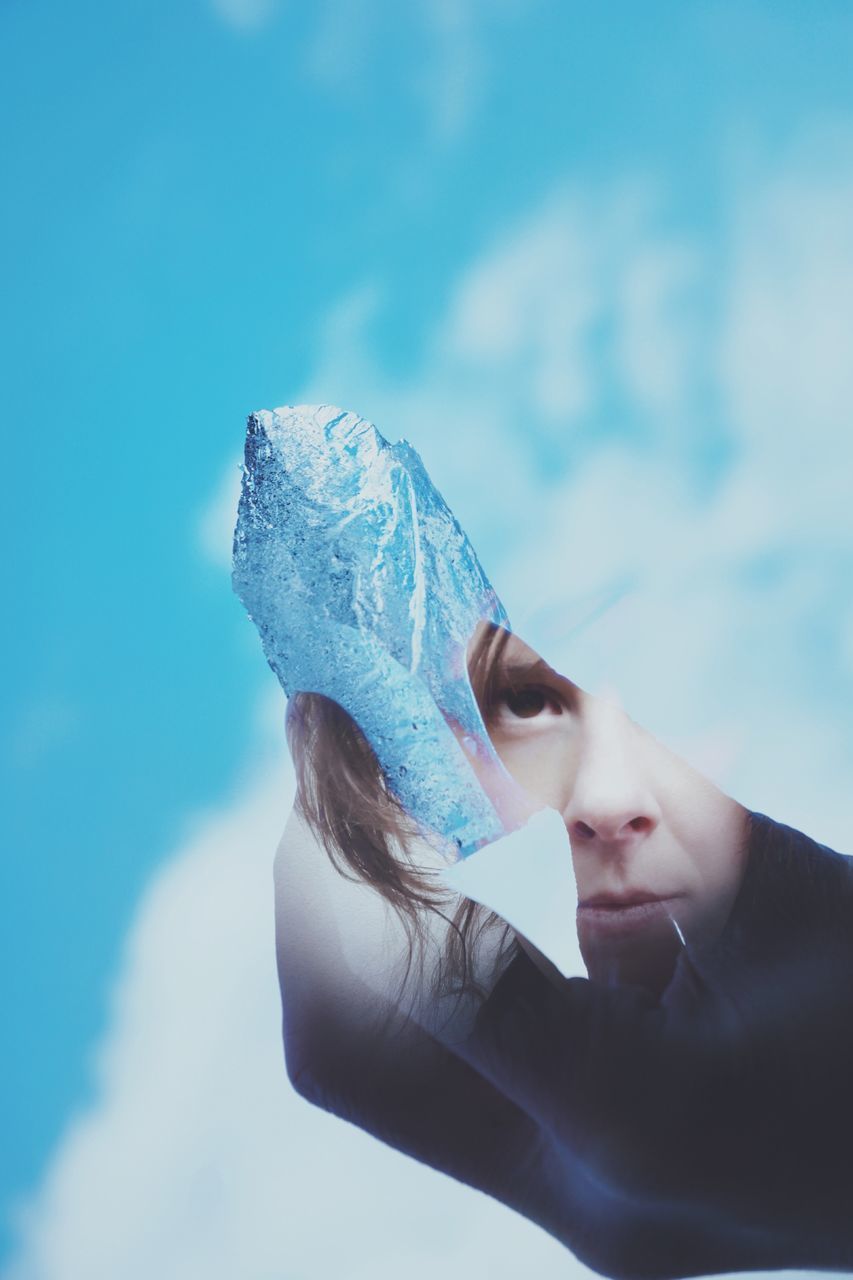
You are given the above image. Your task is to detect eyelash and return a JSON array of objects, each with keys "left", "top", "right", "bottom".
[{"left": 492, "top": 683, "right": 566, "bottom": 721}]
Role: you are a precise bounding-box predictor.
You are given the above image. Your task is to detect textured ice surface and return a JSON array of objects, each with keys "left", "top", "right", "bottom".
[{"left": 232, "top": 405, "right": 511, "bottom": 856}]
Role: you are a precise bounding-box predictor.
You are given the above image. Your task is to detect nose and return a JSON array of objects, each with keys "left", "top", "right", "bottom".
[{"left": 563, "top": 695, "right": 661, "bottom": 850}]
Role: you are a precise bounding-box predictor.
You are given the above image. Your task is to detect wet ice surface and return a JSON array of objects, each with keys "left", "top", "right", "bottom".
[{"left": 232, "top": 404, "right": 509, "bottom": 856}]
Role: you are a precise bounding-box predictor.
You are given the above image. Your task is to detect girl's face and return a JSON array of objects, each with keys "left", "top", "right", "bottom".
[{"left": 472, "top": 629, "right": 749, "bottom": 993}]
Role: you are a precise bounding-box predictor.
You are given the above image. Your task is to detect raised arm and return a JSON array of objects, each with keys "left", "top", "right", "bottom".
[{"left": 273, "top": 806, "right": 584, "bottom": 1252}]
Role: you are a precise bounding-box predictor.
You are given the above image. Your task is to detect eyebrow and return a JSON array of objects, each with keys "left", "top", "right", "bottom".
[{"left": 493, "top": 655, "right": 566, "bottom": 684}]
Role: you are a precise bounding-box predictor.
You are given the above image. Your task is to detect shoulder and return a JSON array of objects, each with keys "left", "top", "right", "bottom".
[{"left": 728, "top": 811, "right": 853, "bottom": 950}]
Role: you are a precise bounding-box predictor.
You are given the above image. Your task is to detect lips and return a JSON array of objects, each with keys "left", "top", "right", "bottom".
[
  {"left": 580, "top": 891, "right": 667, "bottom": 908},
  {"left": 577, "top": 893, "right": 685, "bottom": 939}
]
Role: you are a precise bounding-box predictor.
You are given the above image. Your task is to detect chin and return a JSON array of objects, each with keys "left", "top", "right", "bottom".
[{"left": 580, "top": 928, "right": 683, "bottom": 999}]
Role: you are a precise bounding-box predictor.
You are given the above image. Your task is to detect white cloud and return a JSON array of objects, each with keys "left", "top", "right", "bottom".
[
  {"left": 288, "top": 184, "right": 708, "bottom": 559},
  {"left": 209, "top": 0, "right": 282, "bottom": 31},
  {"left": 414, "top": 0, "right": 543, "bottom": 145},
  {"left": 305, "top": 0, "right": 531, "bottom": 147},
  {"left": 614, "top": 239, "right": 703, "bottom": 418},
  {"left": 414, "top": 0, "right": 488, "bottom": 145},
  {"left": 304, "top": 0, "right": 381, "bottom": 90},
  {"left": 719, "top": 139, "right": 853, "bottom": 522},
  {"left": 443, "top": 192, "right": 599, "bottom": 422},
  {"left": 196, "top": 458, "right": 243, "bottom": 571}
]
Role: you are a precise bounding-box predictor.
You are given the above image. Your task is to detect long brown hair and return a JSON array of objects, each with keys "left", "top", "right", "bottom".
[{"left": 285, "top": 623, "right": 516, "bottom": 1002}]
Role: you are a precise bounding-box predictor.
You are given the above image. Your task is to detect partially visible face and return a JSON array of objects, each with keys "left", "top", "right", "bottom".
[{"left": 469, "top": 627, "right": 749, "bottom": 995}]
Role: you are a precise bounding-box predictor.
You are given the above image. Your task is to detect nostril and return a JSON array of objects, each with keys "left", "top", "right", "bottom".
[{"left": 570, "top": 815, "right": 654, "bottom": 841}]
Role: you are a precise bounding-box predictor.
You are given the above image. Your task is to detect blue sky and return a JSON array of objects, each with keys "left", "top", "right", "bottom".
[{"left": 4, "top": 2, "right": 853, "bottom": 1276}]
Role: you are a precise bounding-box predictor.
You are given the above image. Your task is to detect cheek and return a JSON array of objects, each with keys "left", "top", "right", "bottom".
[
  {"left": 699, "top": 800, "right": 748, "bottom": 893},
  {"left": 491, "top": 727, "right": 577, "bottom": 809},
  {"left": 671, "top": 797, "right": 749, "bottom": 934},
  {"left": 649, "top": 748, "right": 747, "bottom": 878}
]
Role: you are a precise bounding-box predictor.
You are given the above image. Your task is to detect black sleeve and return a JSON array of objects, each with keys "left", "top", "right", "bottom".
[
  {"left": 274, "top": 835, "right": 587, "bottom": 1253},
  {"left": 279, "top": 937, "right": 615, "bottom": 1254}
]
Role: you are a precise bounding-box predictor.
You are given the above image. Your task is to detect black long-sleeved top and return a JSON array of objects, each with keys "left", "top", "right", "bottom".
[{"left": 280, "top": 813, "right": 853, "bottom": 1279}]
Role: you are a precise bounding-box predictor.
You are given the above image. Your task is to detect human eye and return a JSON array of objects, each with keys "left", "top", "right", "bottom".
[{"left": 497, "top": 684, "right": 564, "bottom": 721}]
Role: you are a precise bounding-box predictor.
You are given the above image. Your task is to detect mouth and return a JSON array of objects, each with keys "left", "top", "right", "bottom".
[{"left": 577, "top": 894, "right": 685, "bottom": 939}]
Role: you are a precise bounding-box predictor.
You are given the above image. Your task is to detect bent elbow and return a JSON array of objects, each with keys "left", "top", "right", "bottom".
[
  {"left": 283, "top": 1038, "right": 320, "bottom": 1104},
  {"left": 282, "top": 1020, "right": 338, "bottom": 1111}
]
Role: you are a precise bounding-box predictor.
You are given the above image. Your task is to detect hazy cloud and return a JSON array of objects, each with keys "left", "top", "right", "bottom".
[
  {"left": 208, "top": 0, "right": 282, "bottom": 31},
  {"left": 5, "top": 696, "right": 80, "bottom": 771},
  {"left": 306, "top": 0, "right": 531, "bottom": 146},
  {"left": 196, "top": 459, "right": 243, "bottom": 571}
]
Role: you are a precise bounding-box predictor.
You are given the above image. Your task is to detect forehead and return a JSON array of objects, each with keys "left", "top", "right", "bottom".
[
  {"left": 468, "top": 623, "right": 581, "bottom": 697},
  {"left": 501, "top": 631, "right": 542, "bottom": 665},
  {"left": 469, "top": 621, "right": 542, "bottom": 666}
]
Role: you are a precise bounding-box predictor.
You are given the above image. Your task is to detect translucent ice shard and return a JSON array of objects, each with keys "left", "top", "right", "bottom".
[{"left": 232, "top": 404, "right": 510, "bottom": 856}]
